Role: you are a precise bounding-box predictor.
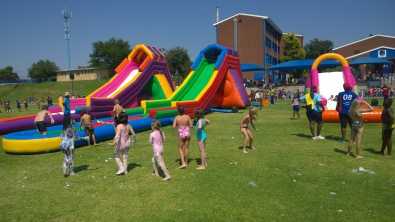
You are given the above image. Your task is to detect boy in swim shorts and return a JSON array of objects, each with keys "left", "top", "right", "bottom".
[
  {"left": 34, "top": 105, "right": 55, "bottom": 135},
  {"left": 173, "top": 107, "right": 193, "bottom": 169}
]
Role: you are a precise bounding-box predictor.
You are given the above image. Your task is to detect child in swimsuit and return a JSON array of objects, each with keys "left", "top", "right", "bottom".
[
  {"left": 240, "top": 107, "right": 257, "bottom": 154},
  {"left": 60, "top": 127, "right": 75, "bottom": 177},
  {"left": 150, "top": 120, "right": 171, "bottom": 181},
  {"left": 173, "top": 107, "right": 193, "bottom": 169},
  {"left": 195, "top": 110, "right": 210, "bottom": 170}
]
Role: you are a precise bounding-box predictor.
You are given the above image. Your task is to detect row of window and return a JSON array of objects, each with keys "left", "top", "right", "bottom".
[
  {"left": 265, "top": 53, "right": 279, "bottom": 66},
  {"left": 265, "top": 37, "right": 280, "bottom": 54}
]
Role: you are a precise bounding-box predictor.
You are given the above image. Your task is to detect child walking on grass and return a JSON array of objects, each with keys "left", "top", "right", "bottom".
[
  {"left": 195, "top": 110, "right": 210, "bottom": 170},
  {"left": 380, "top": 98, "right": 393, "bottom": 155},
  {"left": 347, "top": 99, "right": 373, "bottom": 159},
  {"left": 150, "top": 120, "right": 171, "bottom": 181},
  {"left": 60, "top": 127, "right": 75, "bottom": 177},
  {"left": 113, "top": 112, "right": 135, "bottom": 175},
  {"left": 240, "top": 107, "right": 257, "bottom": 154}
]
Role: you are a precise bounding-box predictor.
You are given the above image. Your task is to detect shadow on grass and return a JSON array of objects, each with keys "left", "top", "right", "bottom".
[
  {"left": 292, "top": 133, "right": 312, "bottom": 139},
  {"left": 364, "top": 148, "right": 383, "bottom": 155},
  {"left": 334, "top": 148, "right": 348, "bottom": 155},
  {"left": 74, "top": 164, "right": 90, "bottom": 173},
  {"left": 325, "top": 135, "right": 343, "bottom": 142},
  {"left": 127, "top": 163, "right": 141, "bottom": 172}
]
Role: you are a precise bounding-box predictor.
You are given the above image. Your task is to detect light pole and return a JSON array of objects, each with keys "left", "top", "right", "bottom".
[{"left": 62, "top": 8, "right": 73, "bottom": 94}]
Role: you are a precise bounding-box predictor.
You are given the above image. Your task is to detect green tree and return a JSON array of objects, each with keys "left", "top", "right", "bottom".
[
  {"left": 0, "top": 66, "right": 19, "bottom": 81},
  {"left": 89, "top": 38, "right": 130, "bottom": 71},
  {"left": 304, "top": 38, "right": 334, "bottom": 59},
  {"left": 280, "top": 33, "right": 306, "bottom": 62},
  {"left": 165, "top": 47, "right": 192, "bottom": 80},
  {"left": 28, "top": 60, "right": 59, "bottom": 82}
]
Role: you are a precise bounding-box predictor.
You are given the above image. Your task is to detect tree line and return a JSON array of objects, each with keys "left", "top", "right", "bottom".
[{"left": 0, "top": 36, "right": 332, "bottom": 82}]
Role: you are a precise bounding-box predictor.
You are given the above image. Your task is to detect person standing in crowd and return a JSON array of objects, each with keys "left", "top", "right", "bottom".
[
  {"left": 173, "top": 107, "right": 193, "bottom": 169},
  {"left": 16, "top": 100, "right": 21, "bottom": 112},
  {"left": 23, "top": 100, "right": 28, "bottom": 110},
  {"left": 347, "top": 99, "right": 373, "bottom": 158},
  {"left": 382, "top": 84, "right": 390, "bottom": 99},
  {"left": 300, "top": 90, "right": 315, "bottom": 137},
  {"left": 47, "top": 96, "right": 53, "bottom": 107},
  {"left": 291, "top": 95, "right": 300, "bottom": 119},
  {"left": 336, "top": 83, "right": 358, "bottom": 142},
  {"left": 62, "top": 92, "right": 72, "bottom": 130},
  {"left": 310, "top": 87, "right": 325, "bottom": 140},
  {"left": 380, "top": 98, "right": 393, "bottom": 155}
]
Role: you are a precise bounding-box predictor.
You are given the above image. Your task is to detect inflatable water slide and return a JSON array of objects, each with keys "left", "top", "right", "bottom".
[
  {"left": 0, "top": 44, "right": 174, "bottom": 135},
  {"left": 2, "top": 44, "right": 249, "bottom": 154},
  {"left": 306, "top": 53, "right": 382, "bottom": 123},
  {"left": 141, "top": 44, "right": 249, "bottom": 114}
]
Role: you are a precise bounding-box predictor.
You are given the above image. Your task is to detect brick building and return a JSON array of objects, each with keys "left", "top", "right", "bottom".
[
  {"left": 214, "top": 13, "right": 283, "bottom": 80},
  {"left": 332, "top": 34, "right": 395, "bottom": 81}
]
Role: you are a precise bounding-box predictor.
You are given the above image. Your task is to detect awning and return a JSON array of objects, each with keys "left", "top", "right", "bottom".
[
  {"left": 268, "top": 57, "right": 392, "bottom": 71},
  {"left": 240, "top": 64, "right": 265, "bottom": 72}
]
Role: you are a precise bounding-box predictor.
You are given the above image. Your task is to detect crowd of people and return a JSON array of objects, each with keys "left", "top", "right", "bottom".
[
  {"left": 298, "top": 83, "right": 393, "bottom": 159},
  {"left": 0, "top": 96, "right": 55, "bottom": 113}
]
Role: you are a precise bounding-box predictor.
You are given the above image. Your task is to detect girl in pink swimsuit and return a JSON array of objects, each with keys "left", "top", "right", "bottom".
[{"left": 149, "top": 120, "right": 171, "bottom": 181}]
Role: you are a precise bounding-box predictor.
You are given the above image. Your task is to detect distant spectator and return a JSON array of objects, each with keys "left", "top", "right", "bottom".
[
  {"left": 380, "top": 98, "right": 393, "bottom": 155},
  {"left": 382, "top": 84, "right": 390, "bottom": 99},
  {"left": 47, "top": 96, "right": 53, "bottom": 107},
  {"left": 16, "top": 100, "right": 21, "bottom": 112},
  {"left": 23, "top": 100, "right": 28, "bottom": 110}
]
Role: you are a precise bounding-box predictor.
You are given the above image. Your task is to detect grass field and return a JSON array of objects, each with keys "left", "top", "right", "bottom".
[
  {"left": 0, "top": 101, "right": 394, "bottom": 221},
  {"left": 0, "top": 80, "right": 106, "bottom": 118}
]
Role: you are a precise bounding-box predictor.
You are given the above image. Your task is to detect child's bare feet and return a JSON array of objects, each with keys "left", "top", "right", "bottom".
[
  {"left": 196, "top": 165, "right": 206, "bottom": 170},
  {"left": 178, "top": 164, "right": 187, "bottom": 169},
  {"left": 162, "top": 176, "right": 171, "bottom": 181},
  {"left": 355, "top": 155, "right": 364, "bottom": 159},
  {"left": 243, "top": 149, "right": 248, "bottom": 154}
]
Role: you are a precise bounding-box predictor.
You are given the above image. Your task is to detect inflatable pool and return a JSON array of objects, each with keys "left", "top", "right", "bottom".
[{"left": 2, "top": 114, "right": 173, "bottom": 154}]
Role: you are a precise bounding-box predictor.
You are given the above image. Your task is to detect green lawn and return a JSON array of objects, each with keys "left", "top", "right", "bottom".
[
  {"left": 0, "top": 80, "right": 106, "bottom": 118},
  {"left": 0, "top": 102, "right": 394, "bottom": 221}
]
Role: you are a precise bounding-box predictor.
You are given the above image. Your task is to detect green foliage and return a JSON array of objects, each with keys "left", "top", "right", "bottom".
[
  {"left": 304, "top": 38, "right": 334, "bottom": 59},
  {"left": 280, "top": 33, "right": 306, "bottom": 62},
  {"left": 165, "top": 47, "right": 192, "bottom": 80},
  {"left": 0, "top": 66, "right": 19, "bottom": 81},
  {"left": 28, "top": 60, "right": 59, "bottom": 82},
  {"left": 89, "top": 38, "right": 130, "bottom": 71}
]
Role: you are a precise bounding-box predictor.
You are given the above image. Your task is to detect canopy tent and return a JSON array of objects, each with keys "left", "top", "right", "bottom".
[
  {"left": 267, "top": 57, "right": 391, "bottom": 71},
  {"left": 240, "top": 64, "right": 265, "bottom": 72}
]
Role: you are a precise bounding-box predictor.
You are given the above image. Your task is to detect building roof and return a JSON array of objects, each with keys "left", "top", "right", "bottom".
[
  {"left": 57, "top": 67, "right": 108, "bottom": 73},
  {"left": 213, "top": 13, "right": 282, "bottom": 34},
  {"left": 346, "top": 46, "right": 395, "bottom": 59},
  {"left": 283, "top": 32, "right": 303, "bottom": 37},
  {"left": 333, "top": 34, "right": 395, "bottom": 50}
]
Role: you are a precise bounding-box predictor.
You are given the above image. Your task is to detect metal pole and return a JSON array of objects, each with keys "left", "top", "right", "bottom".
[{"left": 233, "top": 17, "right": 238, "bottom": 51}]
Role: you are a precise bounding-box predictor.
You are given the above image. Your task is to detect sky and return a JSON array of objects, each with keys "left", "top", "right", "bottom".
[{"left": 1, "top": 0, "right": 394, "bottom": 78}]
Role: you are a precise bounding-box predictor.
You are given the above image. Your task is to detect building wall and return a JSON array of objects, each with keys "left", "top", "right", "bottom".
[
  {"left": 56, "top": 69, "right": 111, "bottom": 82},
  {"left": 333, "top": 36, "right": 395, "bottom": 58},
  {"left": 216, "top": 15, "right": 263, "bottom": 65}
]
